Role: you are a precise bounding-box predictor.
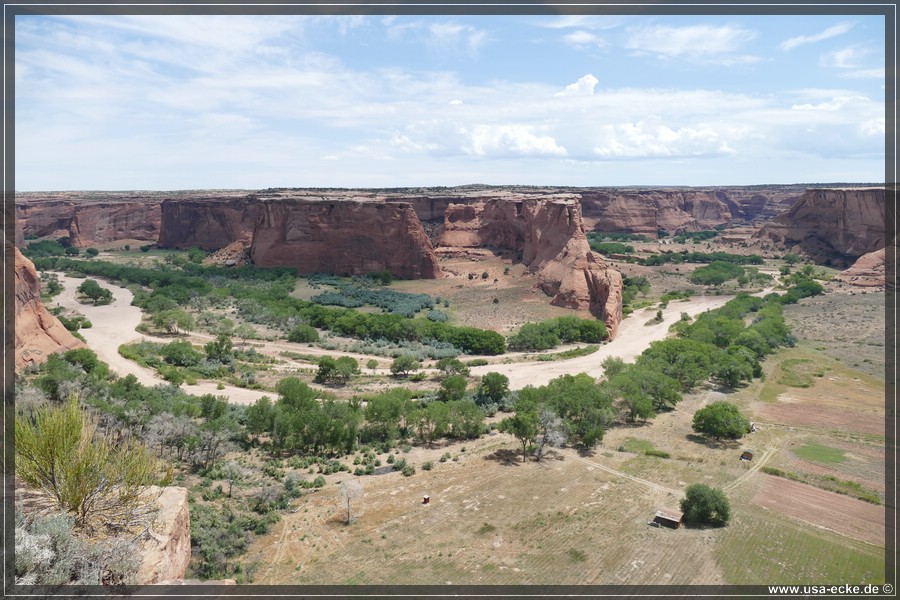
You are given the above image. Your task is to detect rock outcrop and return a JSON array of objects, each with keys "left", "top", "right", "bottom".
[
  {"left": 15, "top": 193, "right": 163, "bottom": 247},
  {"left": 756, "top": 188, "right": 885, "bottom": 267},
  {"left": 14, "top": 246, "right": 85, "bottom": 371},
  {"left": 251, "top": 199, "right": 442, "bottom": 279},
  {"left": 832, "top": 247, "right": 886, "bottom": 288},
  {"left": 578, "top": 189, "right": 733, "bottom": 237},
  {"left": 158, "top": 196, "right": 260, "bottom": 250},
  {"left": 440, "top": 196, "right": 623, "bottom": 337},
  {"left": 138, "top": 486, "right": 191, "bottom": 585}
]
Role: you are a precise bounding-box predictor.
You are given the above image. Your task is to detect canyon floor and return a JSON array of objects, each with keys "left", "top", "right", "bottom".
[{"left": 43, "top": 240, "right": 887, "bottom": 587}]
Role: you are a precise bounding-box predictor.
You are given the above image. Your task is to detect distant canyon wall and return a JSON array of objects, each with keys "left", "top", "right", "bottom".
[
  {"left": 250, "top": 199, "right": 442, "bottom": 279},
  {"left": 440, "top": 195, "right": 623, "bottom": 338},
  {"left": 15, "top": 193, "right": 163, "bottom": 247},
  {"left": 755, "top": 188, "right": 885, "bottom": 267}
]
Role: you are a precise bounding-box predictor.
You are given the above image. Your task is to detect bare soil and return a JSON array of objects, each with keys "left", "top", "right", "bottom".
[{"left": 752, "top": 475, "right": 884, "bottom": 546}]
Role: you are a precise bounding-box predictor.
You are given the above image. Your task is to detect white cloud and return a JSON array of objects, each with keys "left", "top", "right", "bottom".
[
  {"left": 780, "top": 22, "right": 855, "bottom": 51},
  {"left": 822, "top": 45, "right": 871, "bottom": 69},
  {"left": 593, "top": 120, "right": 740, "bottom": 158},
  {"left": 555, "top": 74, "right": 599, "bottom": 97},
  {"left": 859, "top": 118, "right": 885, "bottom": 136},
  {"left": 624, "top": 24, "right": 758, "bottom": 64},
  {"left": 791, "top": 95, "right": 869, "bottom": 111},
  {"left": 536, "top": 15, "right": 625, "bottom": 30},
  {"left": 562, "top": 30, "right": 606, "bottom": 50},
  {"left": 464, "top": 125, "right": 567, "bottom": 157}
]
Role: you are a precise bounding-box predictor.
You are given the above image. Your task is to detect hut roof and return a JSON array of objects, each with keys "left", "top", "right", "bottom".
[{"left": 655, "top": 508, "right": 684, "bottom": 522}]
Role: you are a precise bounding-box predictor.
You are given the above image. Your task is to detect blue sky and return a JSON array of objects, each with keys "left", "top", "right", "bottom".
[{"left": 15, "top": 12, "right": 886, "bottom": 190}]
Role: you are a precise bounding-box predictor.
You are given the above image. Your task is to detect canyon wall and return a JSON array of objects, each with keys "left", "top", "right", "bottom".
[
  {"left": 755, "top": 188, "right": 885, "bottom": 266},
  {"left": 15, "top": 193, "right": 163, "bottom": 247},
  {"left": 440, "top": 196, "right": 623, "bottom": 337},
  {"left": 14, "top": 246, "right": 85, "bottom": 370},
  {"left": 832, "top": 247, "right": 886, "bottom": 288},
  {"left": 157, "top": 196, "right": 259, "bottom": 250},
  {"left": 577, "top": 189, "right": 732, "bottom": 237},
  {"left": 251, "top": 199, "right": 442, "bottom": 279}
]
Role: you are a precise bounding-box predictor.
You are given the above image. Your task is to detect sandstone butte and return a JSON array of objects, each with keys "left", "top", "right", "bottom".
[
  {"left": 13, "top": 245, "right": 85, "bottom": 371},
  {"left": 440, "top": 195, "right": 623, "bottom": 338},
  {"left": 832, "top": 247, "right": 887, "bottom": 288},
  {"left": 755, "top": 187, "right": 886, "bottom": 267}
]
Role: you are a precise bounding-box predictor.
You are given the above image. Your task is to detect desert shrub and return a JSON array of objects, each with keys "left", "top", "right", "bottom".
[
  {"left": 15, "top": 508, "right": 142, "bottom": 585},
  {"left": 15, "top": 397, "right": 162, "bottom": 532}
]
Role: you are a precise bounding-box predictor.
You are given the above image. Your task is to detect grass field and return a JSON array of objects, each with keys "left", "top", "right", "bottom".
[{"left": 792, "top": 443, "right": 847, "bottom": 464}]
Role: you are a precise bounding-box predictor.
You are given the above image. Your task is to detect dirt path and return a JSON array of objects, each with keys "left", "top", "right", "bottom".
[
  {"left": 557, "top": 448, "right": 682, "bottom": 497},
  {"left": 51, "top": 274, "right": 271, "bottom": 405},
  {"left": 469, "top": 292, "right": 754, "bottom": 389}
]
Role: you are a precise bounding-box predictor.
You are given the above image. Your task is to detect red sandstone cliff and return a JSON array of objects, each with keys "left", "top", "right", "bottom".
[
  {"left": 832, "top": 247, "right": 886, "bottom": 288},
  {"left": 14, "top": 246, "right": 85, "bottom": 370},
  {"left": 440, "top": 196, "right": 623, "bottom": 337},
  {"left": 578, "top": 189, "right": 732, "bottom": 237},
  {"left": 756, "top": 188, "right": 885, "bottom": 267},
  {"left": 15, "top": 193, "right": 162, "bottom": 247},
  {"left": 251, "top": 199, "right": 442, "bottom": 279},
  {"left": 157, "top": 196, "right": 259, "bottom": 250}
]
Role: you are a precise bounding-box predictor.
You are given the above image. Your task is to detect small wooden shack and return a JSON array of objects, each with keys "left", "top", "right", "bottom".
[
  {"left": 740, "top": 449, "right": 755, "bottom": 461},
  {"left": 653, "top": 508, "right": 684, "bottom": 529}
]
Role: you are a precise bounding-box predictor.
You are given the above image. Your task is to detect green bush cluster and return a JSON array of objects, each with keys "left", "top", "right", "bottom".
[
  {"left": 508, "top": 316, "right": 608, "bottom": 351},
  {"left": 639, "top": 250, "right": 763, "bottom": 267}
]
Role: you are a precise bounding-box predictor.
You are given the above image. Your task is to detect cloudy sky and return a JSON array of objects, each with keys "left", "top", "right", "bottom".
[{"left": 15, "top": 12, "right": 886, "bottom": 190}]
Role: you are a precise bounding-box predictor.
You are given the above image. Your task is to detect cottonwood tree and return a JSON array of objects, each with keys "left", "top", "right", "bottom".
[
  {"left": 339, "top": 479, "right": 364, "bottom": 524},
  {"left": 680, "top": 484, "right": 731, "bottom": 526},
  {"left": 691, "top": 400, "right": 750, "bottom": 441}
]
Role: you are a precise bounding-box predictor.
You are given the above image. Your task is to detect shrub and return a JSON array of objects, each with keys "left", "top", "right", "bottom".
[
  {"left": 287, "top": 324, "right": 319, "bottom": 343},
  {"left": 15, "top": 397, "right": 161, "bottom": 532}
]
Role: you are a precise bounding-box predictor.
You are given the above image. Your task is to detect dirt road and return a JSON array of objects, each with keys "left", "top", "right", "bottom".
[
  {"left": 52, "top": 274, "right": 272, "bottom": 405},
  {"left": 468, "top": 294, "right": 740, "bottom": 388}
]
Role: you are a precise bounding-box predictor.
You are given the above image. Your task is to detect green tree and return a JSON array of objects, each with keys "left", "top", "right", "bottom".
[
  {"left": 15, "top": 397, "right": 161, "bottom": 531},
  {"left": 85, "top": 247, "right": 99, "bottom": 257},
  {"left": 409, "top": 401, "right": 450, "bottom": 446},
  {"left": 498, "top": 408, "right": 539, "bottom": 462},
  {"left": 438, "top": 375, "right": 468, "bottom": 402},
  {"left": 76, "top": 279, "right": 112, "bottom": 305},
  {"left": 161, "top": 340, "right": 203, "bottom": 367},
  {"left": 390, "top": 354, "right": 421, "bottom": 378},
  {"left": 543, "top": 374, "right": 614, "bottom": 448},
  {"left": 680, "top": 484, "right": 731, "bottom": 526},
  {"left": 204, "top": 334, "right": 234, "bottom": 363},
  {"left": 476, "top": 372, "right": 510, "bottom": 406},
  {"left": 287, "top": 324, "right": 319, "bottom": 343},
  {"left": 691, "top": 400, "right": 750, "bottom": 441},
  {"left": 446, "top": 399, "right": 485, "bottom": 439},
  {"left": 366, "top": 358, "right": 378, "bottom": 374},
  {"left": 435, "top": 357, "right": 470, "bottom": 377}
]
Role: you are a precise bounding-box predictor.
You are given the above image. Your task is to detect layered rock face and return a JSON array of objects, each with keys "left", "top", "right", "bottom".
[
  {"left": 158, "top": 196, "right": 259, "bottom": 250},
  {"left": 15, "top": 193, "right": 163, "bottom": 247},
  {"left": 832, "top": 247, "right": 886, "bottom": 288},
  {"left": 138, "top": 486, "right": 191, "bottom": 584},
  {"left": 440, "top": 196, "right": 623, "bottom": 337},
  {"left": 251, "top": 199, "right": 442, "bottom": 279},
  {"left": 756, "top": 188, "right": 885, "bottom": 266},
  {"left": 14, "top": 246, "right": 85, "bottom": 370},
  {"left": 578, "top": 189, "right": 732, "bottom": 237}
]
